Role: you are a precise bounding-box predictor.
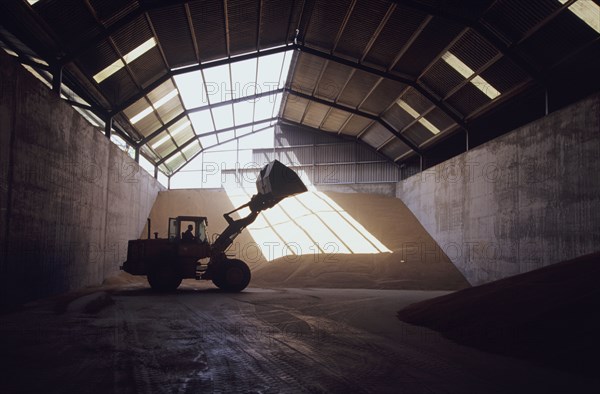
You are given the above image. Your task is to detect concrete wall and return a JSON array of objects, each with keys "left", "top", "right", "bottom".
[
  {"left": 396, "top": 93, "right": 600, "bottom": 285},
  {"left": 0, "top": 52, "right": 164, "bottom": 307}
]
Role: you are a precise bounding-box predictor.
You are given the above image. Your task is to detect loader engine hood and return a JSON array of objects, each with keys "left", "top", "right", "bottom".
[{"left": 250, "top": 160, "right": 307, "bottom": 212}]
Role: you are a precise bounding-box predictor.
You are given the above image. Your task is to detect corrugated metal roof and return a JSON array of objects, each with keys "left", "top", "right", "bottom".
[
  {"left": 227, "top": 0, "right": 259, "bottom": 55},
  {"left": 360, "top": 122, "right": 391, "bottom": 148},
  {"left": 479, "top": 56, "right": 529, "bottom": 93},
  {"left": 259, "top": 0, "right": 295, "bottom": 49},
  {"left": 6, "top": 0, "right": 598, "bottom": 177},
  {"left": 482, "top": 0, "right": 560, "bottom": 44},
  {"left": 111, "top": 14, "right": 152, "bottom": 55},
  {"left": 321, "top": 109, "right": 352, "bottom": 132},
  {"left": 188, "top": 0, "right": 227, "bottom": 62},
  {"left": 89, "top": 0, "right": 139, "bottom": 27},
  {"left": 360, "top": 79, "right": 406, "bottom": 114},
  {"left": 517, "top": 10, "right": 600, "bottom": 70},
  {"left": 382, "top": 103, "right": 417, "bottom": 131},
  {"left": 420, "top": 59, "right": 465, "bottom": 99},
  {"left": 36, "top": 0, "right": 102, "bottom": 51},
  {"left": 380, "top": 138, "right": 410, "bottom": 160},
  {"left": 315, "top": 61, "right": 354, "bottom": 101},
  {"left": 304, "top": 0, "right": 353, "bottom": 51},
  {"left": 291, "top": 52, "right": 327, "bottom": 94},
  {"left": 337, "top": 70, "right": 380, "bottom": 109},
  {"left": 302, "top": 101, "right": 330, "bottom": 128},
  {"left": 393, "top": 17, "right": 464, "bottom": 76},
  {"left": 363, "top": 5, "right": 429, "bottom": 67},
  {"left": 450, "top": 29, "right": 499, "bottom": 72},
  {"left": 340, "top": 115, "right": 372, "bottom": 137},
  {"left": 403, "top": 122, "right": 435, "bottom": 146},
  {"left": 282, "top": 95, "right": 309, "bottom": 123},
  {"left": 148, "top": 5, "right": 196, "bottom": 69},
  {"left": 335, "top": 0, "right": 390, "bottom": 59},
  {"left": 446, "top": 83, "right": 492, "bottom": 117}
]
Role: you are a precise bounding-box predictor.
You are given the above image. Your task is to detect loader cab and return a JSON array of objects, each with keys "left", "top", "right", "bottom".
[{"left": 168, "top": 216, "right": 208, "bottom": 243}]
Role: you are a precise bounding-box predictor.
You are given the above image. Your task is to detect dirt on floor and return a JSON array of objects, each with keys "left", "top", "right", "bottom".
[{"left": 397, "top": 251, "right": 600, "bottom": 379}]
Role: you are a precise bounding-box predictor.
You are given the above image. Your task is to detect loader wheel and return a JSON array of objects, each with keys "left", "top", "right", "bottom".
[
  {"left": 213, "top": 259, "right": 251, "bottom": 292},
  {"left": 148, "top": 263, "right": 182, "bottom": 292}
]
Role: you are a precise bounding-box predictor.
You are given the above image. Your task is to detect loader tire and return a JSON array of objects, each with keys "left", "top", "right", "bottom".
[
  {"left": 213, "top": 259, "right": 251, "bottom": 292},
  {"left": 148, "top": 263, "right": 182, "bottom": 292}
]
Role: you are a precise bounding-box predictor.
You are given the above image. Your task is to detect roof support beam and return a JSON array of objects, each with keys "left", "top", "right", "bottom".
[
  {"left": 286, "top": 88, "right": 422, "bottom": 155},
  {"left": 59, "top": 0, "right": 206, "bottom": 65},
  {"left": 169, "top": 123, "right": 275, "bottom": 177},
  {"left": 59, "top": 7, "right": 146, "bottom": 65},
  {"left": 139, "top": 88, "right": 284, "bottom": 146},
  {"left": 296, "top": 44, "right": 466, "bottom": 128},
  {"left": 331, "top": 0, "right": 357, "bottom": 52},
  {"left": 158, "top": 117, "right": 277, "bottom": 166},
  {"left": 113, "top": 45, "right": 292, "bottom": 115}
]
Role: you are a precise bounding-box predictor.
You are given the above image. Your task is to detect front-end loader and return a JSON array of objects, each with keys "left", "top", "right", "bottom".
[{"left": 121, "top": 160, "right": 307, "bottom": 292}]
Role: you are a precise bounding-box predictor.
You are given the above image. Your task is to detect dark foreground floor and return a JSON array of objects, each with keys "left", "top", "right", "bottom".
[
  {"left": 1, "top": 281, "right": 598, "bottom": 393},
  {"left": 397, "top": 251, "right": 600, "bottom": 380}
]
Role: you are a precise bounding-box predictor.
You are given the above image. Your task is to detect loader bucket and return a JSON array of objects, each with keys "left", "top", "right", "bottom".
[{"left": 256, "top": 160, "right": 307, "bottom": 201}]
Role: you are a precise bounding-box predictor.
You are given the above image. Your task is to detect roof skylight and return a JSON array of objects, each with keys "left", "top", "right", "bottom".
[
  {"left": 181, "top": 50, "right": 293, "bottom": 147},
  {"left": 396, "top": 100, "right": 440, "bottom": 135},
  {"left": 559, "top": 0, "right": 600, "bottom": 33},
  {"left": 93, "top": 38, "right": 157, "bottom": 83},
  {"left": 442, "top": 52, "right": 501, "bottom": 99}
]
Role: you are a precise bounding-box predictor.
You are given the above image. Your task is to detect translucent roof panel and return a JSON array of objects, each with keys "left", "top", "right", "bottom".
[
  {"left": 199, "top": 133, "right": 218, "bottom": 148},
  {"left": 203, "top": 64, "right": 232, "bottom": 104},
  {"left": 174, "top": 71, "right": 208, "bottom": 109},
  {"left": 230, "top": 58, "right": 258, "bottom": 97},
  {"left": 127, "top": 50, "right": 294, "bottom": 185},
  {"left": 218, "top": 129, "right": 235, "bottom": 143},
  {"left": 254, "top": 93, "right": 278, "bottom": 121},
  {"left": 212, "top": 104, "right": 234, "bottom": 130},
  {"left": 257, "top": 52, "right": 287, "bottom": 93},
  {"left": 189, "top": 109, "right": 214, "bottom": 134},
  {"left": 233, "top": 100, "right": 255, "bottom": 125}
]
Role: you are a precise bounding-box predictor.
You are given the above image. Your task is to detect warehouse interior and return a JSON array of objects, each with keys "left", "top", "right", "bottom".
[{"left": 1, "top": 0, "right": 599, "bottom": 392}]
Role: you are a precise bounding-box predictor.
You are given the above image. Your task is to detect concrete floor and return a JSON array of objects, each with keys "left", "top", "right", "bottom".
[{"left": 1, "top": 282, "right": 597, "bottom": 393}]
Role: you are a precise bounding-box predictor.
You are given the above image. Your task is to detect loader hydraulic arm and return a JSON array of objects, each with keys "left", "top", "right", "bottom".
[{"left": 210, "top": 160, "right": 307, "bottom": 257}]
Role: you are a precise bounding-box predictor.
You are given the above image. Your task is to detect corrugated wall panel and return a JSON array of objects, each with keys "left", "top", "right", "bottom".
[
  {"left": 252, "top": 150, "right": 275, "bottom": 164},
  {"left": 276, "top": 124, "right": 314, "bottom": 146},
  {"left": 314, "top": 163, "right": 355, "bottom": 184},
  {"left": 315, "top": 143, "right": 354, "bottom": 164},
  {"left": 356, "top": 145, "right": 385, "bottom": 162},
  {"left": 276, "top": 146, "right": 313, "bottom": 166},
  {"left": 356, "top": 162, "right": 398, "bottom": 183}
]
